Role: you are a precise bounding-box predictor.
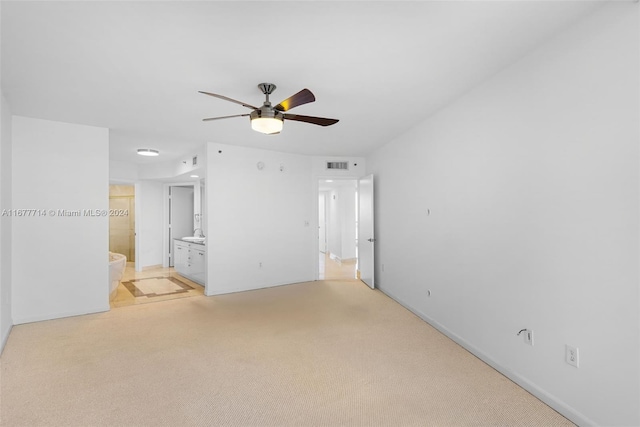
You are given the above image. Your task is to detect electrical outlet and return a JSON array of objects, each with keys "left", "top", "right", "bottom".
[
  {"left": 524, "top": 330, "right": 533, "bottom": 346},
  {"left": 566, "top": 344, "right": 579, "bottom": 368}
]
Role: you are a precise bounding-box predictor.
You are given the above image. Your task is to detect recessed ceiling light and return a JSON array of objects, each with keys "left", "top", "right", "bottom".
[
  {"left": 137, "top": 148, "right": 159, "bottom": 156},
  {"left": 190, "top": 175, "right": 199, "bottom": 178},
  {"left": 326, "top": 180, "right": 333, "bottom": 183}
]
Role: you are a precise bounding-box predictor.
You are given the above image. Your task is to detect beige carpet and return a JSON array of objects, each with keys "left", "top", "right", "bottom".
[{"left": 0, "top": 280, "right": 573, "bottom": 426}]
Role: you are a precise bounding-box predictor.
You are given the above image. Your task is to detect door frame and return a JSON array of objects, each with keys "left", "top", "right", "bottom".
[
  {"left": 315, "top": 177, "right": 360, "bottom": 281},
  {"left": 108, "top": 180, "right": 139, "bottom": 271},
  {"left": 163, "top": 182, "right": 197, "bottom": 268},
  {"left": 357, "top": 174, "right": 375, "bottom": 289},
  {"left": 318, "top": 192, "right": 328, "bottom": 254}
]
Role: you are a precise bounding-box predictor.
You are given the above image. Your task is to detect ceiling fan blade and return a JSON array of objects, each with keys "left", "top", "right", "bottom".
[
  {"left": 202, "top": 114, "right": 250, "bottom": 122},
  {"left": 275, "top": 89, "right": 315, "bottom": 111},
  {"left": 198, "top": 91, "right": 259, "bottom": 110},
  {"left": 283, "top": 114, "right": 339, "bottom": 127}
]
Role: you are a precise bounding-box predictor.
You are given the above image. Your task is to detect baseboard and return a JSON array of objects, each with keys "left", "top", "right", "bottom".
[
  {"left": 12, "top": 304, "right": 110, "bottom": 325},
  {"left": 205, "top": 279, "right": 312, "bottom": 297},
  {"left": 141, "top": 264, "right": 162, "bottom": 271},
  {"left": 0, "top": 323, "right": 12, "bottom": 356},
  {"left": 328, "top": 254, "right": 358, "bottom": 265},
  {"left": 377, "top": 284, "right": 596, "bottom": 427}
]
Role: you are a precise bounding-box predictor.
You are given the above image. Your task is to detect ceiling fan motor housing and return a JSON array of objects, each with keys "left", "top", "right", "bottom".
[{"left": 250, "top": 107, "right": 284, "bottom": 121}]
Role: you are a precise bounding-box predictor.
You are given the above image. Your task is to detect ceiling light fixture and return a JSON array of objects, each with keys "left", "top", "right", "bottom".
[
  {"left": 137, "top": 148, "right": 159, "bottom": 157},
  {"left": 250, "top": 109, "right": 283, "bottom": 135},
  {"left": 190, "top": 175, "right": 199, "bottom": 178}
]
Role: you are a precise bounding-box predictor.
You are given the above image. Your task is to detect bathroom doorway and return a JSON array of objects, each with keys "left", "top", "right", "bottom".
[
  {"left": 168, "top": 184, "right": 195, "bottom": 267},
  {"left": 318, "top": 179, "right": 358, "bottom": 280},
  {"left": 109, "top": 185, "right": 135, "bottom": 264}
]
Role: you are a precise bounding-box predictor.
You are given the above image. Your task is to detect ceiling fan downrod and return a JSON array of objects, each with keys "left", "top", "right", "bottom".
[{"left": 258, "top": 83, "right": 276, "bottom": 105}]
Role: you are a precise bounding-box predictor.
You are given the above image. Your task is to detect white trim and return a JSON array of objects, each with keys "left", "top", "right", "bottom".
[
  {"left": 377, "top": 284, "right": 596, "bottom": 427},
  {"left": 134, "top": 182, "right": 142, "bottom": 272},
  {"left": 12, "top": 305, "right": 110, "bottom": 325},
  {"left": 109, "top": 180, "right": 140, "bottom": 273},
  {"left": 0, "top": 324, "right": 12, "bottom": 356},
  {"left": 315, "top": 177, "right": 360, "bottom": 282},
  {"left": 162, "top": 182, "right": 198, "bottom": 270},
  {"left": 205, "top": 280, "right": 309, "bottom": 297}
]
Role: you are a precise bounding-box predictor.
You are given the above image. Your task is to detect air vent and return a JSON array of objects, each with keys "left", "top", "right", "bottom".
[{"left": 326, "top": 161, "right": 349, "bottom": 170}]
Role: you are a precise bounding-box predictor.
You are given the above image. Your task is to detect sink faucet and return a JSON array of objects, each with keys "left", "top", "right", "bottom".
[{"left": 193, "top": 228, "right": 205, "bottom": 238}]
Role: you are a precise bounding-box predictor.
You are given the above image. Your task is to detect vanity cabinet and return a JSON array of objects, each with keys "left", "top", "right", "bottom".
[
  {"left": 174, "top": 240, "right": 206, "bottom": 286},
  {"left": 190, "top": 247, "right": 206, "bottom": 284}
]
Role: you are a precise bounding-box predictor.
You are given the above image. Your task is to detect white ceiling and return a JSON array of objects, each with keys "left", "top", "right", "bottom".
[{"left": 1, "top": 1, "right": 602, "bottom": 164}]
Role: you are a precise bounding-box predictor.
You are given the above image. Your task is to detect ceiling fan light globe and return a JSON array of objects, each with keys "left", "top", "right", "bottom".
[{"left": 251, "top": 117, "right": 283, "bottom": 135}]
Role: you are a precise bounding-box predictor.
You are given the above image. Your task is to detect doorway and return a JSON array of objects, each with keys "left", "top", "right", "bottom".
[
  {"left": 168, "top": 185, "right": 195, "bottom": 267},
  {"left": 318, "top": 179, "right": 358, "bottom": 280},
  {"left": 109, "top": 185, "right": 135, "bottom": 264}
]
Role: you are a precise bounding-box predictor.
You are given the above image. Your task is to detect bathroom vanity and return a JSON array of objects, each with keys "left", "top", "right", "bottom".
[{"left": 174, "top": 239, "right": 206, "bottom": 285}]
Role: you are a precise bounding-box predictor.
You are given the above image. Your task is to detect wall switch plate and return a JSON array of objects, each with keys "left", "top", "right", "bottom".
[
  {"left": 566, "top": 344, "right": 579, "bottom": 368},
  {"left": 524, "top": 330, "right": 533, "bottom": 346}
]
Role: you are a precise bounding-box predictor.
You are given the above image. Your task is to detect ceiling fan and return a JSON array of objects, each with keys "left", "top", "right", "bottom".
[{"left": 199, "top": 83, "right": 339, "bottom": 135}]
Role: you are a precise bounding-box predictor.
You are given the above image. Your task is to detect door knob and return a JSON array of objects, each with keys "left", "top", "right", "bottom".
[{"left": 367, "top": 238, "right": 376, "bottom": 242}]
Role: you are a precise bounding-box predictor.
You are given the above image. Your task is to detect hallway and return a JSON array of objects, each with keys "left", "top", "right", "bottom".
[{"left": 319, "top": 252, "right": 357, "bottom": 280}]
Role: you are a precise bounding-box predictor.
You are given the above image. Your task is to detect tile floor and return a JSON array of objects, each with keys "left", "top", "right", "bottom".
[
  {"left": 110, "top": 263, "right": 205, "bottom": 308},
  {"left": 112, "top": 254, "right": 355, "bottom": 309}
]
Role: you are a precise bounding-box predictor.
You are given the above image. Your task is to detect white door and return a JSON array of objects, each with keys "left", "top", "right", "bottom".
[
  {"left": 318, "top": 193, "right": 327, "bottom": 253},
  {"left": 358, "top": 174, "right": 374, "bottom": 289},
  {"left": 169, "top": 186, "right": 194, "bottom": 266}
]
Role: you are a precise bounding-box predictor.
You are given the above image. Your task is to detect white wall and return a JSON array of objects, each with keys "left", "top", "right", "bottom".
[
  {"left": 311, "top": 156, "right": 365, "bottom": 179},
  {"left": 318, "top": 191, "right": 328, "bottom": 253},
  {"left": 12, "top": 116, "right": 109, "bottom": 323},
  {"left": 367, "top": 3, "right": 638, "bottom": 426},
  {"left": 326, "top": 184, "right": 357, "bottom": 261},
  {"left": 0, "top": 93, "right": 13, "bottom": 352},
  {"left": 110, "top": 146, "right": 206, "bottom": 183},
  {"left": 206, "top": 143, "right": 315, "bottom": 295},
  {"left": 109, "top": 160, "right": 138, "bottom": 183},
  {"left": 327, "top": 189, "right": 341, "bottom": 259},
  {"left": 135, "top": 180, "right": 164, "bottom": 269},
  {"left": 339, "top": 184, "right": 357, "bottom": 260},
  {"left": 138, "top": 147, "right": 205, "bottom": 180}
]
